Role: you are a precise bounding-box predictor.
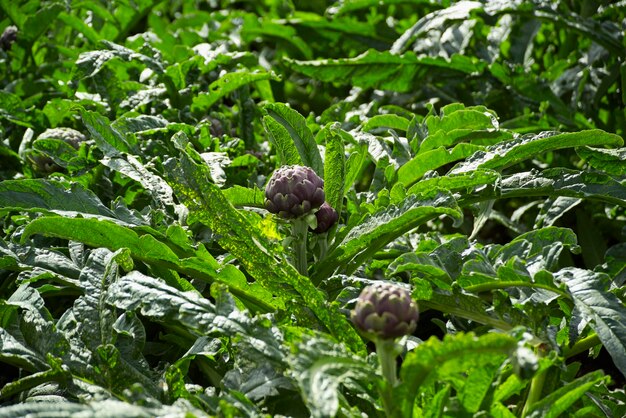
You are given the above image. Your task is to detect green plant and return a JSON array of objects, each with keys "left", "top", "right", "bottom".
[{"left": 1, "top": 1, "right": 625, "bottom": 417}]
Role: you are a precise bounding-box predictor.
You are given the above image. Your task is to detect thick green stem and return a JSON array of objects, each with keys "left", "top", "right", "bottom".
[
  {"left": 522, "top": 367, "right": 547, "bottom": 417},
  {"left": 563, "top": 333, "right": 601, "bottom": 359},
  {"left": 375, "top": 338, "right": 399, "bottom": 417},
  {"left": 291, "top": 218, "right": 309, "bottom": 276}
]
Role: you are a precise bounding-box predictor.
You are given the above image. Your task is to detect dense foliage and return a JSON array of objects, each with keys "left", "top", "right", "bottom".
[{"left": 1, "top": 0, "right": 625, "bottom": 416}]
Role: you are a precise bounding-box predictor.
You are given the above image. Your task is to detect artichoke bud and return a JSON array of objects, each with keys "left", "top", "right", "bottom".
[
  {"left": 28, "top": 128, "right": 87, "bottom": 174},
  {"left": 351, "top": 282, "right": 419, "bottom": 341},
  {"left": 0, "top": 26, "right": 17, "bottom": 51},
  {"left": 312, "top": 201, "right": 338, "bottom": 233},
  {"left": 265, "top": 165, "right": 325, "bottom": 219}
]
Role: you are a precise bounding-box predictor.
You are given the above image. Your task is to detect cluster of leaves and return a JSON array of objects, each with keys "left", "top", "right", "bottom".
[{"left": 1, "top": 0, "right": 625, "bottom": 417}]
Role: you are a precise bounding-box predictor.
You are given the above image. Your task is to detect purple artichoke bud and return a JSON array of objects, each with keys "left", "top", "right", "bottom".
[
  {"left": 0, "top": 26, "right": 17, "bottom": 50},
  {"left": 351, "top": 282, "right": 419, "bottom": 340},
  {"left": 312, "top": 201, "right": 338, "bottom": 233},
  {"left": 265, "top": 165, "right": 325, "bottom": 219}
]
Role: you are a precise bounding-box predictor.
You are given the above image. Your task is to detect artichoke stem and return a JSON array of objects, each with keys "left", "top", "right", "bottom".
[
  {"left": 291, "top": 217, "right": 309, "bottom": 276},
  {"left": 375, "top": 338, "right": 399, "bottom": 417}
]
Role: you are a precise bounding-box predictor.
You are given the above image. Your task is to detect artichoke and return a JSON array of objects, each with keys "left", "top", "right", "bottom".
[
  {"left": 265, "top": 165, "right": 325, "bottom": 219},
  {"left": 0, "top": 26, "right": 17, "bottom": 50},
  {"left": 351, "top": 282, "right": 419, "bottom": 340},
  {"left": 28, "top": 128, "right": 87, "bottom": 173},
  {"left": 312, "top": 201, "right": 338, "bottom": 233}
]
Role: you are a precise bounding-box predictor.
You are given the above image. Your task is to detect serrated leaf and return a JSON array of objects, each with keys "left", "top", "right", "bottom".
[
  {"left": 396, "top": 332, "right": 517, "bottom": 416},
  {"left": 191, "top": 70, "right": 279, "bottom": 113},
  {"left": 524, "top": 370, "right": 607, "bottom": 418},
  {"left": 264, "top": 103, "right": 324, "bottom": 177},
  {"left": 451, "top": 130, "right": 624, "bottom": 174},
  {"left": 81, "top": 110, "right": 132, "bottom": 155},
  {"left": 363, "top": 114, "right": 410, "bottom": 132},
  {"left": 222, "top": 185, "right": 266, "bottom": 207},
  {"left": 500, "top": 168, "right": 626, "bottom": 207},
  {"left": 286, "top": 49, "right": 486, "bottom": 93},
  {"left": 320, "top": 123, "right": 346, "bottom": 217},
  {"left": 0, "top": 179, "right": 115, "bottom": 218},
  {"left": 263, "top": 115, "right": 302, "bottom": 167},
  {"left": 576, "top": 146, "right": 626, "bottom": 176},
  {"left": 73, "top": 40, "right": 164, "bottom": 80},
  {"left": 286, "top": 329, "right": 378, "bottom": 418},
  {"left": 398, "top": 143, "right": 484, "bottom": 187},
  {"left": 107, "top": 272, "right": 283, "bottom": 360},
  {"left": 100, "top": 154, "right": 178, "bottom": 211},
  {"left": 407, "top": 170, "right": 500, "bottom": 196},
  {"left": 312, "top": 191, "right": 462, "bottom": 281},
  {"left": 558, "top": 268, "right": 626, "bottom": 379}
]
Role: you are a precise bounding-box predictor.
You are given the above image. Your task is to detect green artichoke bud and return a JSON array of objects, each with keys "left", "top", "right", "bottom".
[
  {"left": 28, "top": 128, "right": 87, "bottom": 173},
  {"left": 265, "top": 165, "right": 325, "bottom": 219},
  {"left": 351, "top": 282, "right": 419, "bottom": 340},
  {"left": 312, "top": 201, "right": 338, "bottom": 233}
]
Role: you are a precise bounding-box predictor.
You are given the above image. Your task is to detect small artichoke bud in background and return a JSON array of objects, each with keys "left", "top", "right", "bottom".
[
  {"left": 29, "top": 128, "right": 87, "bottom": 174},
  {"left": 265, "top": 165, "right": 325, "bottom": 219},
  {"left": 312, "top": 201, "right": 338, "bottom": 233},
  {"left": 0, "top": 26, "right": 17, "bottom": 50},
  {"left": 351, "top": 282, "right": 419, "bottom": 340}
]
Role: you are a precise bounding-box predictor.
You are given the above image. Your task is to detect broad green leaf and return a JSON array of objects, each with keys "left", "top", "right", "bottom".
[
  {"left": 344, "top": 141, "right": 369, "bottom": 191},
  {"left": 391, "top": 1, "right": 483, "bottom": 53},
  {"left": 20, "top": 3, "right": 63, "bottom": 44},
  {"left": 107, "top": 271, "right": 283, "bottom": 361},
  {"left": 558, "top": 268, "right": 626, "bottom": 379},
  {"left": 191, "top": 70, "right": 279, "bottom": 113},
  {"left": 0, "top": 328, "right": 48, "bottom": 372},
  {"left": 459, "top": 362, "right": 501, "bottom": 413},
  {"left": 286, "top": 329, "right": 378, "bottom": 418},
  {"left": 286, "top": 50, "right": 486, "bottom": 93},
  {"left": 576, "top": 146, "right": 626, "bottom": 176},
  {"left": 57, "top": 12, "right": 101, "bottom": 44},
  {"left": 263, "top": 116, "right": 302, "bottom": 167},
  {"left": 264, "top": 103, "right": 324, "bottom": 177},
  {"left": 398, "top": 143, "right": 484, "bottom": 187},
  {"left": 524, "top": 370, "right": 607, "bottom": 418},
  {"left": 363, "top": 114, "right": 410, "bottom": 132},
  {"left": 312, "top": 191, "right": 462, "bottom": 281},
  {"left": 396, "top": 332, "right": 517, "bottom": 416},
  {"left": 100, "top": 154, "right": 178, "bottom": 210},
  {"left": 320, "top": 123, "right": 346, "bottom": 216},
  {"left": 163, "top": 150, "right": 365, "bottom": 353},
  {"left": 32, "top": 138, "right": 87, "bottom": 170},
  {"left": 407, "top": 170, "right": 500, "bottom": 196},
  {"left": 498, "top": 168, "right": 626, "bottom": 207},
  {"left": 0, "top": 399, "right": 211, "bottom": 418},
  {"left": 241, "top": 16, "right": 313, "bottom": 60},
  {"left": 20, "top": 217, "right": 195, "bottom": 291},
  {"left": 0, "top": 179, "right": 115, "bottom": 218},
  {"left": 222, "top": 185, "right": 266, "bottom": 208},
  {"left": 451, "top": 130, "right": 624, "bottom": 174},
  {"left": 1, "top": 286, "right": 69, "bottom": 372},
  {"left": 81, "top": 110, "right": 132, "bottom": 155},
  {"left": 73, "top": 40, "right": 164, "bottom": 80},
  {"left": 534, "top": 196, "right": 582, "bottom": 228}
]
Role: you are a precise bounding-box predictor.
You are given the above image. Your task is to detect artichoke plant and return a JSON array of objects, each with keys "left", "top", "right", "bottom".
[
  {"left": 351, "top": 282, "right": 419, "bottom": 340},
  {"left": 264, "top": 165, "right": 326, "bottom": 276},
  {"left": 264, "top": 165, "right": 325, "bottom": 219},
  {"left": 352, "top": 282, "right": 419, "bottom": 405}
]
